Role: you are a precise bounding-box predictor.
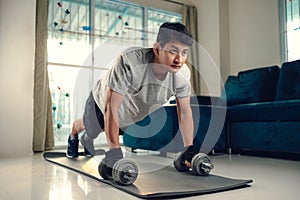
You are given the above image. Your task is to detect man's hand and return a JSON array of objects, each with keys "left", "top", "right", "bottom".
[
  {"left": 99, "top": 148, "right": 123, "bottom": 179},
  {"left": 174, "top": 145, "right": 197, "bottom": 171}
]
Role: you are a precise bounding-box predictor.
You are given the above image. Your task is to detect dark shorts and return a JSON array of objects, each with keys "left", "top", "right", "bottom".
[{"left": 83, "top": 92, "right": 124, "bottom": 139}]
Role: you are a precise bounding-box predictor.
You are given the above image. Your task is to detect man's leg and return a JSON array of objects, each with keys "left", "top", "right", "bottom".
[
  {"left": 66, "top": 119, "right": 85, "bottom": 158},
  {"left": 80, "top": 92, "right": 104, "bottom": 157},
  {"left": 67, "top": 92, "right": 103, "bottom": 158},
  {"left": 71, "top": 119, "right": 85, "bottom": 137}
]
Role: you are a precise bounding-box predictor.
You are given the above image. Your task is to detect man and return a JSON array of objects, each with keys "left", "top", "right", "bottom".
[{"left": 67, "top": 22, "right": 198, "bottom": 179}]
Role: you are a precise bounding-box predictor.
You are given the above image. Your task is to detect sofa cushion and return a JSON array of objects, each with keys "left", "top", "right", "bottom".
[
  {"left": 221, "top": 66, "right": 280, "bottom": 105},
  {"left": 123, "top": 104, "right": 227, "bottom": 153},
  {"left": 275, "top": 59, "right": 300, "bottom": 101},
  {"left": 228, "top": 99, "right": 300, "bottom": 121},
  {"left": 123, "top": 105, "right": 183, "bottom": 152}
]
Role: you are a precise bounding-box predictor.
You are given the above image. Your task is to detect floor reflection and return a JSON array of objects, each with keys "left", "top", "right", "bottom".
[{"left": 48, "top": 165, "right": 100, "bottom": 200}]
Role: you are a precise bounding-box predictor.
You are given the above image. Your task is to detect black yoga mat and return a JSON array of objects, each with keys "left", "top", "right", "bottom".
[{"left": 43, "top": 152, "right": 252, "bottom": 199}]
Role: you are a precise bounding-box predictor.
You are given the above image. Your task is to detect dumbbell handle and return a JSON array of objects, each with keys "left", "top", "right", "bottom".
[
  {"left": 202, "top": 162, "right": 214, "bottom": 170},
  {"left": 124, "top": 169, "right": 137, "bottom": 178}
]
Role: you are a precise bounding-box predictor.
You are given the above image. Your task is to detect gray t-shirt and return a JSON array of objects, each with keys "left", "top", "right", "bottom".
[{"left": 92, "top": 47, "right": 191, "bottom": 127}]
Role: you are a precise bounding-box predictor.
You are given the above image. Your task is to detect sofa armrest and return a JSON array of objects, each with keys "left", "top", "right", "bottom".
[
  {"left": 170, "top": 95, "right": 225, "bottom": 106},
  {"left": 190, "top": 95, "right": 220, "bottom": 105}
]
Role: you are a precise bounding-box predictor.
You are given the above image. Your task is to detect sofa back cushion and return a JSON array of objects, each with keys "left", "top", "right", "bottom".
[
  {"left": 221, "top": 65, "right": 280, "bottom": 106},
  {"left": 275, "top": 59, "right": 300, "bottom": 101}
]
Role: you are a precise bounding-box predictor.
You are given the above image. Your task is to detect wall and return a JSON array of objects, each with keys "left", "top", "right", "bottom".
[
  {"left": 0, "top": 0, "right": 35, "bottom": 157},
  {"left": 191, "top": 0, "right": 223, "bottom": 96},
  {"left": 190, "top": 0, "right": 280, "bottom": 95},
  {"left": 219, "top": 0, "right": 231, "bottom": 83},
  {"left": 228, "top": 0, "right": 281, "bottom": 74}
]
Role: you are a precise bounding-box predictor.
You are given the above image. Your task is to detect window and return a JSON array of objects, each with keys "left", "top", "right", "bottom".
[
  {"left": 279, "top": 0, "right": 300, "bottom": 62},
  {"left": 47, "top": 0, "right": 182, "bottom": 146}
]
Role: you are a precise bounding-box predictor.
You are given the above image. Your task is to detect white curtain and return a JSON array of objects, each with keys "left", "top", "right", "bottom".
[
  {"left": 182, "top": 5, "right": 201, "bottom": 95},
  {"left": 33, "top": 0, "right": 54, "bottom": 151}
]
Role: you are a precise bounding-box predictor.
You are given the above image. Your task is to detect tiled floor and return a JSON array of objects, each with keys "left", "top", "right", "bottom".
[{"left": 1, "top": 148, "right": 300, "bottom": 200}]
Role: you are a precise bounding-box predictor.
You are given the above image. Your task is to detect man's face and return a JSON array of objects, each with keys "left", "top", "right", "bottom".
[{"left": 157, "top": 41, "right": 189, "bottom": 73}]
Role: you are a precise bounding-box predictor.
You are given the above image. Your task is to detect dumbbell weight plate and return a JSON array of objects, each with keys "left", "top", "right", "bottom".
[
  {"left": 112, "top": 159, "right": 138, "bottom": 185},
  {"left": 98, "top": 161, "right": 113, "bottom": 180},
  {"left": 191, "top": 153, "right": 214, "bottom": 176},
  {"left": 173, "top": 158, "right": 190, "bottom": 172}
]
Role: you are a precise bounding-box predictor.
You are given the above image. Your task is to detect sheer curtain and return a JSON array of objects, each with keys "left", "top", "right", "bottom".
[
  {"left": 182, "top": 5, "right": 201, "bottom": 95},
  {"left": 33, "top": 0, "right": 54, "bottom": 151}
]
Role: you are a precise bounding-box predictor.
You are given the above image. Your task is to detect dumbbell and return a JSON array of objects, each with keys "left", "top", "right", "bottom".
[
  {"left": 174, "top": 153, "right": 214, "bottom": 176},
  {"left": 191, "top": 153, "right": 214, "bottom": 176},
  {"left": 98, "top": 159, "right": 138, "bottom": 185}
]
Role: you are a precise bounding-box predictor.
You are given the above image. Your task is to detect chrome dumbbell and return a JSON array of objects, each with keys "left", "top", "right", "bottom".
[{"left": 191, "top": 153, "right": 214, "bottom": 176}]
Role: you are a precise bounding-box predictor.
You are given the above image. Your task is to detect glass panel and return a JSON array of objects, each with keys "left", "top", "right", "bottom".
[
  {"left": 48, "top": 65, "right": 91, "bottom": 146},
  {"left": 93, "top": 0, "right": 144, "bottom": 46},
  {"left": 147, "top": 8, "right": 182, "bottom": 43},
  {"left": 93, "top": 0, "right": 144, "bottom": 68},
  {"left": 48, "top": 0, "right": 90, "bottom": 42},
  {"left": 48, "top": 0, "right": 92, "bottom": 66},
  {"left": 48, "top": 39, "right": 93, "bottom": 66},
  {"left": 285, "top": 0, "right": 300, "bottom": 61}
]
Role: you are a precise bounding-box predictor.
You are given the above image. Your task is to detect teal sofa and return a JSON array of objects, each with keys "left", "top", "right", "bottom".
[
  {"left": 123, "top": 59, "right": 300, "bottom": 160},
  {"left": 123, "top": 103, "right": 227, "bottom": 153},
  {"left": 226, "top": 59, "right": 300, "bottom": 159}
]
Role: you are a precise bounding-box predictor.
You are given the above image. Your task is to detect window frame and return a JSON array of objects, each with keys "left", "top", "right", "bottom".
[
  {"left": 47, "top": 0, "right": 183, "bottom": 147},
  {"left": 279, "top": 0, "right": 300, "bottom": 62}
]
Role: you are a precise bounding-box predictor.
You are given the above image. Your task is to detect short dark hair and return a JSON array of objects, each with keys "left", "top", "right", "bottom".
[{"left": 156, "top": 22, "right": 194, "bottom": 47}]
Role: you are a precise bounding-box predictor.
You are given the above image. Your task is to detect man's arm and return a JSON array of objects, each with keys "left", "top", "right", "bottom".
[
  {"left": 104, "top": 88, "right": 124, "bottom": 149},
  {"left": 176, "top": 96, "right": 194, "bottom": 147}
]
